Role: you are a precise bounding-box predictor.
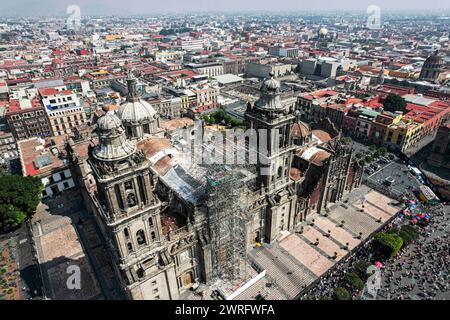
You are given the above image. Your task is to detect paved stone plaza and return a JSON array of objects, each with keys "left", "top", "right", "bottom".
[
  {"left": 236, "top": 185, "right": 402, "bottom": 299},
  {"left": 32, "top": 191, "right": 103, "bottom": 300}
]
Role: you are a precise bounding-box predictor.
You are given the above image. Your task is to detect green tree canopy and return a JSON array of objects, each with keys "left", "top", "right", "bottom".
[
  {"left": 378, "top": 147, "right": 388, "bottom": 157},
  {"left": 374, "top": 232, "right": 404, "bottom": 258},
  {"left": 345, "top": 272, "right": 365, "bottom": 291},
  {"left": 398, "top": 225, "right": 419, "bottom": 246},
  {"left": 202, "top": 110, "right": 244, "bottom": 128},
  {"left": 0, "top": 175, "right": 43, "bottom": 230},
  {"left": 0, "top": 205, "right": 27, "bottom": 229},
  {"left": 383, "top": 93, "right": 407, "bottom": 113},
  {"left": 333, "top": 287, "right": 351, "bottom": 300},
  {"left": 354, "top": 260, "right": 371, "bottom": 281},
  {"left": 340, "top": 136, "right": 352, "bottom": 144}
]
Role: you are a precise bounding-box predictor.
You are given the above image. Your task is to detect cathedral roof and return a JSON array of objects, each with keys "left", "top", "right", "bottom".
[
  {"left": 291, "top": 121, "right": 311, "bottom": 139},
  {"left": 117, "top": 74, "right": 158, "bottom": 124},
  {"left": 309, "top": 150, "right": 331, "bottom": 166},
  {"left": 137, "top": 137, "right": 174, "bottom": 175},
  {"left": 290, "top": 167, "right": 303, "bottom": 181},
  {"left": 117, "top": 99, "right": 157, "bottom": 123},
  {"left": 424, "top": 50, "right": 443, "bottom": 66},
  {"left": 93, "top": 105, "right": 137, "bottom": 161},
  {"left": 97, "top": 105, "right": 123, "bottom": 131},
  {"left": 312, "top": 129, "right": 332, "bottom": 144}
]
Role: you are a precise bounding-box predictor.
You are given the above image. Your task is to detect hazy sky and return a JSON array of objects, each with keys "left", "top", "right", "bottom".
[{"left": 1, "top": 0, "right": 449, "bottom": 15}]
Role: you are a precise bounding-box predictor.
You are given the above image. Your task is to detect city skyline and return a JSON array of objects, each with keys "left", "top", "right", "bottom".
[{"left": 1, "top": 0, "right": 450, "bottom": 16}]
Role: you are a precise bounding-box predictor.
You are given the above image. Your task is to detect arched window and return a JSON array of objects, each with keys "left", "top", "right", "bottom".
[
  {"left": 126, "top": 126, "right": 133, "bottom": 137},
  {"left": 277, "top": 166, "right": 282, "bottom": 179},
  {"left": 136, "top": 230, "right": 147, "bottom": 245},
  {"left": 149, "top": 217, "right": 154, "bottom": 227},
  {"left": 124, "top": 228, "right": 129, "bottom": 239},
  {"left": 151, "top": 231, "right": 156, "bottom": 241},
  {"left": 127, "top": 193, "right": 137, "bottom": 207},
  {"left": 127, "top": 242, "right": 133, "bottom": 253},
  {"left": 143, "top": 123, "right": 150, "bottom": 134}
]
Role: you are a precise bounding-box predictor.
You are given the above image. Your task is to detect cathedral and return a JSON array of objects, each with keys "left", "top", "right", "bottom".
[{"left": 68, "top": 74, "right": 363, "bottom": 300}]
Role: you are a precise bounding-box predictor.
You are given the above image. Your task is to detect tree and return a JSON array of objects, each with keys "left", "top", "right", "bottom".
[
  {"left": 0, "top": 205, "right": 26, "bottom": 229},
  {"left": 383, "top": 93, "right": 407, "bottom": 113},
  {"left": 398, "top": 225, "right": 419, "bottom": 246},
  {"left": 340, "top": 136, "right": 352, "bottom": 144},
  {"left": 373, "top": 232, "right": 403, "bottom": 258},
  {"left": 378, "top": 147, "right": 388, "bottom": 157},
  {"left": 333, "top": 287, "right": 351, "bottom": 300},
  {"left": 345, "top": 272, "right": 365, "bottom": 291},
  {"left": 0, "top": 175, "right": 43, "bottom": 231},
  {"left": 373, "top": 149, "right": 381, "bottom": 159},
  {"left": 354, "top": 260, "right": 371, "bottom": 281},
  {"left": 203, "top": 110, "right": 244, "bottom": 128}
]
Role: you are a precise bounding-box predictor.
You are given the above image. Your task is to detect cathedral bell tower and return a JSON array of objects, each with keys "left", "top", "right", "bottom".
[
  {"left": 89, "top": 105, "right": 171, "bottom": 299},
  {"left": 244, "top": 73, "right": 296, "bottom": 193},
  {"left": 244, "top": 74, "right": 297, "bottom": 243}
]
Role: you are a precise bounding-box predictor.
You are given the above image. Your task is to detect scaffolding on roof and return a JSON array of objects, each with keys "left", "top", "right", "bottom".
[{"left": 206, "top": 165, "right": 252, "bottom": 286}]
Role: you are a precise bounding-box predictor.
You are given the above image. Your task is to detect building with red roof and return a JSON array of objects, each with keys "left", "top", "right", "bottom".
[
  {"left": 5, "top": 98, "right": 52, "bottom": 141},
  {"left": 18, "top": 136, "right": 75, "bottom": 198}
]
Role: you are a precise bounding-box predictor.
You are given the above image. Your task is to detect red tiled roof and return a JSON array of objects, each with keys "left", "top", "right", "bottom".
[
  {"left": 18, "top": 137, "right": 67, "bottom": 177},
  {"left": 39, "top": 88, "right": 73, "bottom": 97},
  {"left": 6, "top": 98, "right": 42, "bottom": 113}
]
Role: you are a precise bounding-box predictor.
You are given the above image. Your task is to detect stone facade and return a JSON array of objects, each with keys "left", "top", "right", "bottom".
[{"left": 70, "top": 75, "right": 363, "bottom": 300}]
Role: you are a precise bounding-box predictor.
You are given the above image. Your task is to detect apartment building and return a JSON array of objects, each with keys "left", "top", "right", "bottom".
[
  {"left": 39, "top": 86, "right": 87, "bottom": 137},
  {"left": 5, "top": 98, "right": 52, "bottom": 140}
]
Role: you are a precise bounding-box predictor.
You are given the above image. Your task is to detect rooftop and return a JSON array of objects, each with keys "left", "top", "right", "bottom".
[
  {"left": 39, "top": 87, "right": 74, "bottom": 97},
  {"left": 18, "top": 136, "right": 68, "bottom": 177},
  {"left": 6, "top": 98, "right": 42, "bottom": 113}
]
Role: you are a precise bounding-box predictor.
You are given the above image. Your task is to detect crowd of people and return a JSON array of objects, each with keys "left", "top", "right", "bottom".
[
  {"left": 301, "top": 198, "right": 449, "bottom": 300},
  {"left": 377, "top": 203, "right": 449, "bottom": 300}
]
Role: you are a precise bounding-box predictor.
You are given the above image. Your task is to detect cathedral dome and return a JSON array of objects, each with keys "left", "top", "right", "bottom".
[
  {"left": 93, "top": 105, "right": 137, "bottom": 162},
  {"left": 419, "top": 50, "right": 443, "bottom": 82},
  {"left": 264, "top": 76, "right": 281, "bottom": 91},
  {"left": 319, "top": 27, "right": 328, "bottom": 36},
  {"left": 97, "top": 105, "right": 123, "bottom": 131},
  {"left": 254, "top": 73, "right": 283, "bottom": 110},
  {"left": 291, "top": 121, "right": 311, "bottom": 139},
  {"left": 117, "top": 99, "right": 157, "bottom": 124}
]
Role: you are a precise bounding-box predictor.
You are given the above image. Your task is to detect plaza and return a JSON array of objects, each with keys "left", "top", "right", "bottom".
[{"left": 235, "top": 185, "right": 402, "bottom": 300}]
